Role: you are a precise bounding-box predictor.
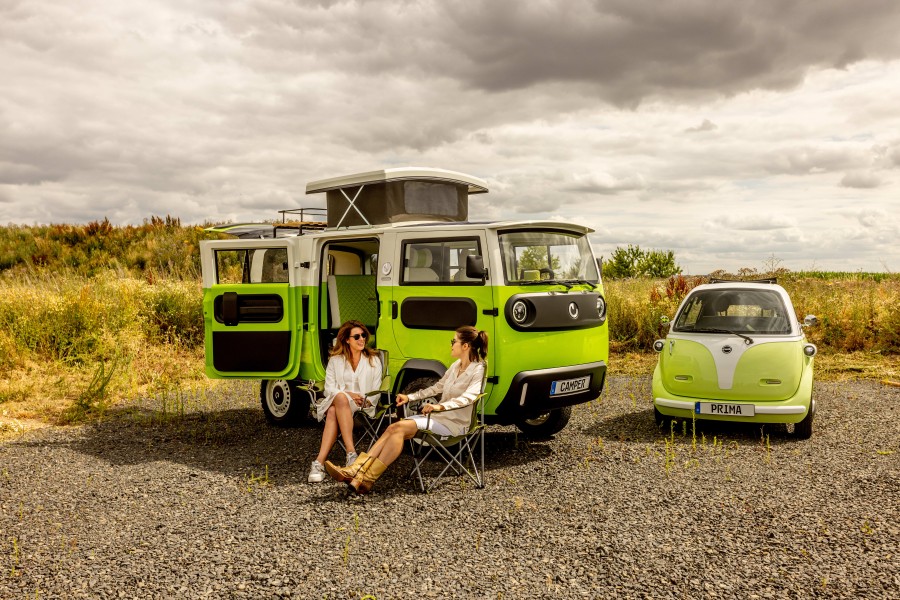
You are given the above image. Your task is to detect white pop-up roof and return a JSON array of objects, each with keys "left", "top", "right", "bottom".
[{"left": 305, "top": 167, "right": 489, "bottom": 228}]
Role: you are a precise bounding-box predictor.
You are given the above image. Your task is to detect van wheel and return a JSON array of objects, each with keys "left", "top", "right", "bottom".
[
  {"left": 260, "top": 380, "right": 310, "bottom": 426},
  {"left": 399, "top": 376, "right": 440, "bottom": 419},
  {"left": 793, "top": 398, "right": 815, "bottom": 440},
  {"left": 515, "top": 406, "right": 572, "bottom": 438}
]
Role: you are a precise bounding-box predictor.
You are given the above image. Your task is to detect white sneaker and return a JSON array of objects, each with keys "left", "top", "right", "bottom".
[
  {"left": 308, "top": 460, "right": 326, "bottom": 483},
  {"left": 345, "top": 452, "right": 358, "bottom": 467}
]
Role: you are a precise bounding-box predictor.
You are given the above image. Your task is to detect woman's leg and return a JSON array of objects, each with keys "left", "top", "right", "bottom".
[
  {"left": 333, "top": 393, "right": 356, "bottom": 455},
  {"left": 366, "top": 419, "right": 418, "bottom": 468},
  {"left": 316, "top": 402, "right": 337, "bottom": 465},
  {"left": 315, "top": 405, "right": 339, "bottom": 464}
]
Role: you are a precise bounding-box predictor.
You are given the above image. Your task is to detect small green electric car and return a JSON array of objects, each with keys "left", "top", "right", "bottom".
[{"left": 652, "top": 279, "right": 818, "bottom": 438}]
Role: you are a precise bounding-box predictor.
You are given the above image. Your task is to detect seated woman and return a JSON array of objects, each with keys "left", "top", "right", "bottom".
[
  {"left": 308, "top": 320, "right": 382, "bottom": 483},
  {"left": 325, "top": 325, "right": 488, "bottom": 494}
]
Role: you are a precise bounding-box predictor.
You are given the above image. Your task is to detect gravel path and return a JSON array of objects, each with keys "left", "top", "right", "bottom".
[{"left": 2, "top": 377, "right": 899, "bottom": 599}]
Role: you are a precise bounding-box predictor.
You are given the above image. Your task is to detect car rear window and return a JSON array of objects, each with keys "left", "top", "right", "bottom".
[{"left": 674, "top": 289, "right": 791, "bottom": 334}]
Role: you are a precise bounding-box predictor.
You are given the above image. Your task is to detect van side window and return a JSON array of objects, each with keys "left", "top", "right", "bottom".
[
  {"left": 401, "top": 239, "right": 482, "bottom": 284},
  {"left": 215, "top": 248, "right": 288, "bottom": 284}
]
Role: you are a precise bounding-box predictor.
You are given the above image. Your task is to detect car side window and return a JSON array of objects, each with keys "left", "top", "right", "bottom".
[{"left": 401, "top": 239, "right": 482, "bottom": 285}]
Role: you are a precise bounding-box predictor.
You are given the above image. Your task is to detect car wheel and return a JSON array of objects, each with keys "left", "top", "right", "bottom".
[
  {"left": 654, "top": 406, "right": 669, "bottom": 428},
  {"left": 793, "top": 398, "right": 815, "bottom": 440},
  {"left": 515, "top": 406, "right": 572, "bottom": 438},
  {"left": 399, "top": 376, "right": 441, "bottom": 449},
  {"left": 260, "top": 380, "right": 310, "bottom": 426}
]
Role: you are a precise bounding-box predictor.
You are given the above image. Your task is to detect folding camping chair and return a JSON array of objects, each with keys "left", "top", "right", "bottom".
[
  {"left": 355, "top": 349, "right": 394, "bottom": 450},
  {"left": 407, "top": 367, "right": 487, "bottom": 492}
]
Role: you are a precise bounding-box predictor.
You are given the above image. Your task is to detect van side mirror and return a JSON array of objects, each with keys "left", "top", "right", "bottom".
[
  {"left": 466, "top": 254, "right": 487, "bottom": 280},
  {"left": 803, "top": 315, "right": 819, "bottom": 327}
]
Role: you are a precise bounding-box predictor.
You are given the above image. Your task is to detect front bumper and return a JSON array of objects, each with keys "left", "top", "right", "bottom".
[{"left": 493, "top": 361, "right": 606, "bottom": 424}]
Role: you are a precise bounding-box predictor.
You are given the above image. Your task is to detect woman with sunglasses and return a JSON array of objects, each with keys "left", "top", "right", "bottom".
[
  {"left": 308, "top": 320, "right": 382, "bottom": 483},
  {"left": 325, "top": 325, "right": 488, "bottom": 494}
]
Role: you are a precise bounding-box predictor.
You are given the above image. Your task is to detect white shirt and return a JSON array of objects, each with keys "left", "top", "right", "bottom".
[
  {"left": 317, "top": 353, "right": 383, "bottom": 422},
  {"left": 408, "top": 360, "right": 486, "bottom": 436}
]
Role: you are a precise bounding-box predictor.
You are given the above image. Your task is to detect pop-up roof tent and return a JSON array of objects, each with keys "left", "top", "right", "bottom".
[{"left": 305, "top": 167, "right": 489, "bottom": 228}]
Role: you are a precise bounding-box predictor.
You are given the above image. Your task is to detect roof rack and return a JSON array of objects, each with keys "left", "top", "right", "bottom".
[{"left": 709, "top": 277, "right": 777, "bottom": 284}]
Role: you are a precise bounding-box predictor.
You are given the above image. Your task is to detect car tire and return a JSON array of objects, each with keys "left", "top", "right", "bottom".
[
  {"left": 400, "top": 376, "right": 441, "bottom": 451},
  {"left": 260, "top": 379, "right": 311, "bottom": 426},
  {"left": 654, "top": 406, "right": 669, "bottom": 429},
  {"left": 793, "top": 398, "right": 815, "bottom": 439},
  {"left": 515, "top": 406, "right": 572, "bottom": 438}
]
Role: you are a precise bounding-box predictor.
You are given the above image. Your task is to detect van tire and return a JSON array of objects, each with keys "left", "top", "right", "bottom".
[
  {"left": 793, "top": 399, "right": 814, "bottom": 439},
  {"left": 515, "top": 406, "right": 572, "bottom": 438},
  {"left": 399, "top": 376, "right": 440, "bottom": 419},
  {"left": 260, "top": 380, "right": 310, "bottom": 426}
]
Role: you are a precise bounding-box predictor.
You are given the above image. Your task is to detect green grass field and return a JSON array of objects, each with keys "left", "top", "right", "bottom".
[{"left": 1, "top": 221, "right": 898, "bottom": 431}]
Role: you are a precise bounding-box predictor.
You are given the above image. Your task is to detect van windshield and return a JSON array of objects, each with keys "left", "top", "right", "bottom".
[
  {"left": 499, "top": 231, "right": 599, "bottom": 285},
  {"left": 673, "top": 289, "right": 792, "bottom": 334}
]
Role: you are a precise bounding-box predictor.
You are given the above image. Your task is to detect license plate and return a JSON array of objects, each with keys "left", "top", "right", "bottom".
[
  {"left": 550, "top": 375, "right": 590, "bottom": 396},
  {"left": 695, "top": 402, "right": 756, "bottom": 417}
]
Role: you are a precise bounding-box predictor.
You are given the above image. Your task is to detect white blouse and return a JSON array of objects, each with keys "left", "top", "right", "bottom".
[
  {"left": 407, "top": 360, "right": 486, "bottom": 436},
  {"left": 317, "top": 353, "right": 383, "bottom": 422}
]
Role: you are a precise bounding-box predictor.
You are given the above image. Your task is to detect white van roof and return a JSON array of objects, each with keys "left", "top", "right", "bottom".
[{"left": 305, "top": 167, "right": 489, "bottom": 195}]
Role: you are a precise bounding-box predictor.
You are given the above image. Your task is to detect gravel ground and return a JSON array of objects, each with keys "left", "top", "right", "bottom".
[{"left": 1, "top": 376, "right": 899, "bottom": 599}]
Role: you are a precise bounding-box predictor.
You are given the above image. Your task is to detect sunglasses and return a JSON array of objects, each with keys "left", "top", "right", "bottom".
[{"left": 349, "top": 332, "right": 368, "bottom": 340}]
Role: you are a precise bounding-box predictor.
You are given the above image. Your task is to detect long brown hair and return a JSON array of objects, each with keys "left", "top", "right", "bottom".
[
  {"left": 329, "top": 320, "right": 378, "bottom": 366},
  {"left": 456, "top": 325, "right": 488, "bottom": 362}
]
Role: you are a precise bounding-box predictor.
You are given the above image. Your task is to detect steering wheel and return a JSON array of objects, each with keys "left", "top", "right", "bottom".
[{"left": 539, "top": 267, "right": 555, "bottom": 280}]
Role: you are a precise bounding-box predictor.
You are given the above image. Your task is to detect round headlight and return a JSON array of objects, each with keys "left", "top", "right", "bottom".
[
  {"left": 803, "top": 344, "right": 817, "bottom": 357},
  {"left": 512, "top": 300, "right": 528, "bottom": 324},
  {"left": 653, "top": 340, "right": 665, "bottom": 353},
  {"left": 596, "top": 295, "right": 607, "bottom": 320}
]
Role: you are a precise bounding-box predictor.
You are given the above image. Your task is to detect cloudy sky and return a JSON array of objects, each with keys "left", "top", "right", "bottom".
[{"left": 2, "top": 0, "right": 900, "bottom": 273}]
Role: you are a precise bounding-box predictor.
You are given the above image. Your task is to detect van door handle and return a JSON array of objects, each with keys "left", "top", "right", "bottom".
[{"left": 391, "top": 301, "right": 398, "bottom": 319}]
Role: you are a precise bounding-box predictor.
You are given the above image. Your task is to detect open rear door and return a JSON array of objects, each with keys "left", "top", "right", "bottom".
[{"left": 200, "top": 239, "right": 301, "bottom": 379}]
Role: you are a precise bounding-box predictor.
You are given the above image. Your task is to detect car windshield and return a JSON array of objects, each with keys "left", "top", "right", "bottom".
[
  {"left": 499, "top": 230, "right": 599, "bottom": 285},
  {"left": 673, "top": 289, "right": 792, "bottom": 334}
]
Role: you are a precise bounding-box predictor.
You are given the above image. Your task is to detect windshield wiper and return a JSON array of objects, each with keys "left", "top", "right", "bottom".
[
  {"left": 516, "top": 280, "right": 572, "bottom": 289},
  {"left": 693, "top": 328, "right": 754, "bottom": 345},
  {"left": 559, "top": 279, "right": 597, "bottom": 291}
]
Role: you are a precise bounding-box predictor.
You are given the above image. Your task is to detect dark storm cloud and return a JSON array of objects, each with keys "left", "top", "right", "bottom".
[{"left": 218, "top": 0, "right": 900, "bottom": 105}]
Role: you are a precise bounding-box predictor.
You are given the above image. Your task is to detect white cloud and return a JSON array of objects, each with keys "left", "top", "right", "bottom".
[
  {"left": 1, "top": 1, "right": 899, "bottom": 273},
  {"left": 840, "top": 171, "right": 883, "bottom": 188}
]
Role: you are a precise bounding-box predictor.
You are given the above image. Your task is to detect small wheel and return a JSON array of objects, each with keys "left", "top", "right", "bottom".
[
  {"left": 654, "top": 406, "right": 669, "bottom": 428},
  {"left": 260, "top": 380, "right": 310, "bottom": 426},
  {"left": 515, "top": 406, "right": 572, "bottom": 438},
  {"left": 793, "top": 398, "right": 814, "bottom": 439}
]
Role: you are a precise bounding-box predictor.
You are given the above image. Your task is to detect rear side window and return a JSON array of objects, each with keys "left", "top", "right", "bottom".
[
  {"left": 401, "top": 238, "right": 482, "bottom": 285},
  {"left": 215, "top": 248, "right": 289, "bottom": 284},
  {"left": 674, "top": 289, "right": 791, "bottom": 334}
]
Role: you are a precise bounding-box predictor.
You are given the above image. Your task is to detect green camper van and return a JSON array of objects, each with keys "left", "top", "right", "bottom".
[{"left": 199, "top": 168, "right": 608, "bottom": 436}]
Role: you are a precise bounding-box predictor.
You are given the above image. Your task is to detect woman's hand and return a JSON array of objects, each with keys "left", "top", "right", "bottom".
[
  {"left": 396, "top": 394, "right": 409, "bottom": 406},
  {"left": 421, "top": 403, "right": 443, "bottom": 415},
  {"left": 350, "top": 392, "right": 366, "bottom": 407}
]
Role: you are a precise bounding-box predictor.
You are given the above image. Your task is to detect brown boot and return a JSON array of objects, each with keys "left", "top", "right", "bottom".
[
  {"left": 325, "top": 452, "right": 370, "bottom": 483},
  {"left": 348, "top": 457, "right": 388, "bottom": 495}
]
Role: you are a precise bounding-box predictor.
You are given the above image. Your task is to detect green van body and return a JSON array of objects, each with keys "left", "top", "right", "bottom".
[
  {"left": 199, "top": 169, "right": 608, "bottom": 435},
  {"left": 652, "top": 281, "right": 817, "bottom": 437}
]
